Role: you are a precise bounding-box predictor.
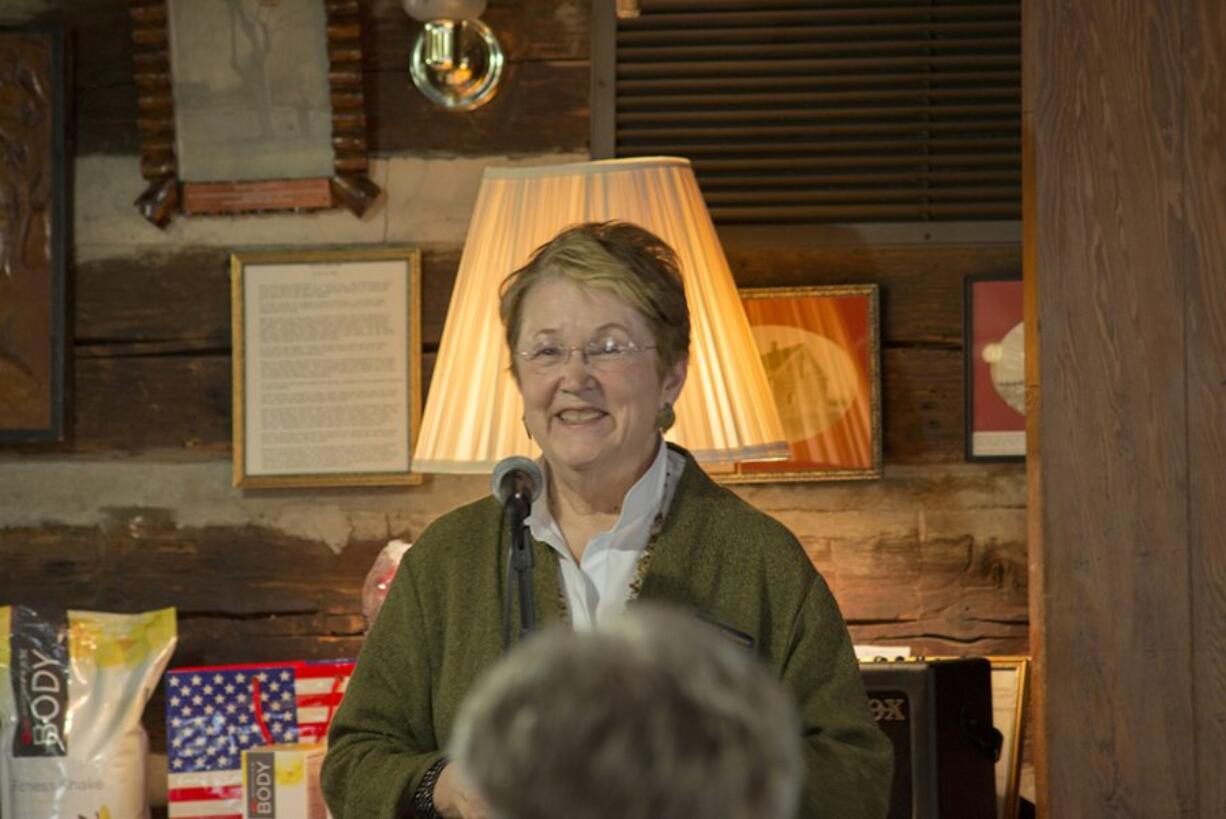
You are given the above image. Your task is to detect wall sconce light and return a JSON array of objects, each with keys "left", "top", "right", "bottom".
[{"left": 402, "top": 0, "right": 504, "bottom": 111}]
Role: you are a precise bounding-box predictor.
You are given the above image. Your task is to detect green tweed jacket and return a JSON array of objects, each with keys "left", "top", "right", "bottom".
[{"left": 322, "top": 446, "right": 893, "bottom": 818}]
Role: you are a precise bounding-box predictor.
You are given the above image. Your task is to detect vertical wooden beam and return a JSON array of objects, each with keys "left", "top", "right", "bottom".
[
  {"left": 1028, "top": 0, "right": 1198, "bottom": 813},
  {"left": 1183, "top": 1, "right": 1226, "bottom": 815},
  {"left": 589, "top": 0, "right": 616, "bottom": 159}
]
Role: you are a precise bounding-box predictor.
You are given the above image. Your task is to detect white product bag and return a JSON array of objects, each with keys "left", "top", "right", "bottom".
[{"left": 0, "top": 606, "right": 177, "bottom": 819}]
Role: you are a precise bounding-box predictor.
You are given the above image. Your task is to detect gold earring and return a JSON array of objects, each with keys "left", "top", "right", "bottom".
[{"left": 656, "top": 402, "right": 676, "bottom": 432}]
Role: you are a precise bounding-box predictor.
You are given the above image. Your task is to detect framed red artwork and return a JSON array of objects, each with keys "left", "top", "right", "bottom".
[
  {"left": 722, "top": 284, "right": 882, "bottom": 483},
  {"left": 964, "top": 275, "right": 1025, "bottom": 460}
]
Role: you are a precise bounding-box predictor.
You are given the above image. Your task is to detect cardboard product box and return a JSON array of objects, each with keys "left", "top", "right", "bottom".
[{"left": 241, "top": 743, "right": 327, "bottom": 819}]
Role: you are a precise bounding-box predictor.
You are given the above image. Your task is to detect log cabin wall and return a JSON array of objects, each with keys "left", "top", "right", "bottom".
[{"left": 1, "top": 0, "right": 1025, "bottom": 776}]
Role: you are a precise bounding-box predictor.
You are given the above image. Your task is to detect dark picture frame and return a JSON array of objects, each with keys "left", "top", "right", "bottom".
[
  {"left": 230, "top": 247, "right": 422, "bottom": 489},
  {"left": 129, "top": 0, "right": 379, "bottom": 227},
  {"left": 964, "top": 274, "right": 1025, "bottom": 461},
  {"left": 721, "top": 284, "right": 882, "bottom": 483},
  {"left": 0, "top": 28, "right": 69, "bottom": 443}
]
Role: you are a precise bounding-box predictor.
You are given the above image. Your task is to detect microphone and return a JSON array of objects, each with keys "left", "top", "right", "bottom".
[
  {"left": 491, "top": 456, "right": 544, "bottom": 647},
  {"left": 491, "top": 456, "right": 544, "bottom": 507}
]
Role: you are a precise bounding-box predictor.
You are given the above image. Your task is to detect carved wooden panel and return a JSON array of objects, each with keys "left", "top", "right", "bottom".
[{"left": 0, "top": 29, "right": 67, "bottom": 442}]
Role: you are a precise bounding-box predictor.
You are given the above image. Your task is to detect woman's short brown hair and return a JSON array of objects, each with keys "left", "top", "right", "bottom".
[{"left": 499, "top": 221, "right": 691, "bottom": 376}]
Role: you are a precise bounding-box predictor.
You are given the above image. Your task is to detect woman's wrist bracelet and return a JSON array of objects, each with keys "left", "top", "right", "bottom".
[{"left": 410, "top": 757, "right": 449, "bottom": 819}]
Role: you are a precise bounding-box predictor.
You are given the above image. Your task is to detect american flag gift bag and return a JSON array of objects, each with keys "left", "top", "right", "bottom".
[{"left": 165, "top": 658, "right": 353, "bottom": 818}]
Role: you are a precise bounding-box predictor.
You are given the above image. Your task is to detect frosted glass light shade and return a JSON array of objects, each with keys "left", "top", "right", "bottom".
[{"left": 412, "top": 157, "right": 786, "bottom": 474}]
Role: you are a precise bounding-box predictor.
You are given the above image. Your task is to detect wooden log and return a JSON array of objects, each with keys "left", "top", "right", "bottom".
[
  {"left": 71, "top": 350, "right": 440, "bottom": 454},
  {"left": 366, "top": 60, "right": 589, "bottom": 153},
  {"left": 59, "top": 0, "right": 589, "bottom": 154},
  {"left": 75, "top": 247, "right": 459, "bottom": 348},
  {"left": 70, "top": 337, "right": 951, "bottom": 462},
  {"left": 881, "top": 346, "right": 964, "bottom": 462},
  {"left": 724, "top": 240, "right": 1020, "bottom": 346},
  {"left": 365, "top": 0, "right": 591, "bottom": 67}
]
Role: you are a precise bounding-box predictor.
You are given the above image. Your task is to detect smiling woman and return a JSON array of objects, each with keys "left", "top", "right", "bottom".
[{"left": 321, "top": 222, "right": 895, "bottom": 819}]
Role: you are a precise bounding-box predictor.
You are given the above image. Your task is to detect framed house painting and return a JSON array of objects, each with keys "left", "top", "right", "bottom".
[
  {"left": 723, "top": 284, "right": 882, "bottom": 483},
  {"left": 0, "top": 28, "right": 68, "bottom": 443},
  {"left": 230, "top": 247, "right": 422, "bottom": 488},
  {"left": 964, "top": 275, "right": 1025, "bottom": 460}
]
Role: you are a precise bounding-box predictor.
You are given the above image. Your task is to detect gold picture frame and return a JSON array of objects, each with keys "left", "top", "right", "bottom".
[
  {"left": 721, "top": 284, "right": 882, "bottom": 483},
  {"left": 230, "top": 247, "right": 422, "bottom": 489},
  {"left": 989, "top": 656, "right": 1030, "bottom": 819}
]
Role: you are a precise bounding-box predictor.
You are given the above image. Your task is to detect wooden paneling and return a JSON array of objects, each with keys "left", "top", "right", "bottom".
[
  {"left": 881, "top": 347, "right": 963, "bottom": 463},
  {"left": 1028, "top": 0, "right": 1203, "bottom": 813},
  {"left": 43, "top": 0, "right": 589, "bottom": 155},
  {"left": 1, "top": 519, "right": 383, "bottom": 757},
  {"left": 1184, "top": 0, "right": 1226, "bottom": 813},
  {"left": 69, "top": 241, "right": 1000, "bottom": 461},
  {"left": 0, "top": 521, "right": 381, "bottom": 618},
  {"left": 75, "top": 248, "right": 459, "bottom": 347},
  {"left": 365, "top": 0, "right": 590, "bottom": 66},
  {"left": 366, "top": 60, "right": 589, "bottom": 154},
  {"left": 724, "top": 239, "right": 1020, "bottom": 345}
]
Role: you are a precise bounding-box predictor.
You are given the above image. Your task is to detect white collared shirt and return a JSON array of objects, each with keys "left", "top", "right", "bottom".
[{"left": 525, "top": 440, "right": 670, "bottom": 631}]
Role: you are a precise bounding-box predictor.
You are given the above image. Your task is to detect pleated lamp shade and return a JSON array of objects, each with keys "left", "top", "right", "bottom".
[{"left": 412, "top": 156, "right": 787, "bottom": 474}]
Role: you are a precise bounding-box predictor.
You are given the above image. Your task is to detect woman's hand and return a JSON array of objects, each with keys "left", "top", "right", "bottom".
[{"left": 432, "top": 763, "right": 492, "bottom": 819}]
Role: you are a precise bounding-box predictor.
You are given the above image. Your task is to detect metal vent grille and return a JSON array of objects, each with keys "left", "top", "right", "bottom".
[{"left": 594, "top": 0, "right": 1021, "bottom": 224}]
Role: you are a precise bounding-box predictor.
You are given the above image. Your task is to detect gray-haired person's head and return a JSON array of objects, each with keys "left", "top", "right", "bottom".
[
  {"left": 448, "top": 605, "right": 804, "bottom": 819},
  {"left": 499, "top": 221, "right": 691, "bottom": 380}
]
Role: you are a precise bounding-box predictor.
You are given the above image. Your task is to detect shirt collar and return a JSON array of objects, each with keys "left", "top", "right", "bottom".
[{"left": 526, "top": 437, "right": 670, "bottom": 549}]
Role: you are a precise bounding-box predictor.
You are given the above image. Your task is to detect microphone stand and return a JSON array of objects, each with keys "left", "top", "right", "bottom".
[{"left": 502, "top": 488, "right": 535, "bottom": 651}]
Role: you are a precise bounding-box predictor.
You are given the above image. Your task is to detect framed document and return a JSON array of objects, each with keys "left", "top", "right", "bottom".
[
  {"left": 722, "top": 284, "right": 882, "bottom": 483},
  {"left": 231, "top": 248, "right": 422, "bottom": 488},
  {"left": 0, "top": 28, "right": 68, "bottom": 443},
  {"left": 964, "top": 275, "right": 1025, "bottom": 460},
  {"left": 129, "top": 0, "right": 379, "bottom": 226},
  {"left": 989, "top": 656, "right": 1030, "bottom": 819}
]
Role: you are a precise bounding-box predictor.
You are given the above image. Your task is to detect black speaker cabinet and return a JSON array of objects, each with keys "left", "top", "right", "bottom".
[{"left": 860, "top": 658, "right": 999, "bottom": 819}]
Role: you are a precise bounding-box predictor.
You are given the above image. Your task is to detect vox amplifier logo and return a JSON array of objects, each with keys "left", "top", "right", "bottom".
[
  {"left": 10, "top": 607, "right": 69, "bottom": 757},
  {"left": 868, "top": 695, "right": 908, "bottom": 722}
]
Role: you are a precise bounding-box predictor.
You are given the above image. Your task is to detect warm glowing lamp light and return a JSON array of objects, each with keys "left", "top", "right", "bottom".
[{"left": 412, "top": 156, "right": 786, "bottom": 473}]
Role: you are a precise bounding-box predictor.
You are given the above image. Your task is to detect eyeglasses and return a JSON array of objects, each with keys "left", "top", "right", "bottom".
[{"left": 515, "top": 333, "right": 657, "bottom": 374}]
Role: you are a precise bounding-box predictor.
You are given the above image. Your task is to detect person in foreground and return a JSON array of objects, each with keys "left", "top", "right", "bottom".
[
  {"left": 448, "top": 604, "right": 805, "bottom": 819},
  {"left": 321, "top": 221, "right": 893, "bottom": 819}
]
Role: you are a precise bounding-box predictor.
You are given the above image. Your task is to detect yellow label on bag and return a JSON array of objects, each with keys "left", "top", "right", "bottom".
[{"left": 68, "top": 607, "right": 177, "bottom": 669}]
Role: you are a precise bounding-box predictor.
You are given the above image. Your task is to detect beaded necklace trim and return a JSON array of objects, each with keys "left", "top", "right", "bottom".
[
  {"left": 552, "top": 448, "right": 686, "bottom": 623},
  {"left": 626, "top": 448, "right": 684, "bottom": 601}
]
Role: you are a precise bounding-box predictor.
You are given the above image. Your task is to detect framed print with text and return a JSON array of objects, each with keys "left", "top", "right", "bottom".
[
  {"left": 965, "top": 275, "right": 1025, "bottom": 460},
  {"left": 722, "top": 284, "right": 882, "bottom": 483},
  {"left": 231, "top": 248, "right": 421, "bottom": 488}
]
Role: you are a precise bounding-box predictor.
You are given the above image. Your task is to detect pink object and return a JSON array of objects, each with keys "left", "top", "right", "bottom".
[{"left": 362, "top": 539, "right": 411, "bottom": 628}]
